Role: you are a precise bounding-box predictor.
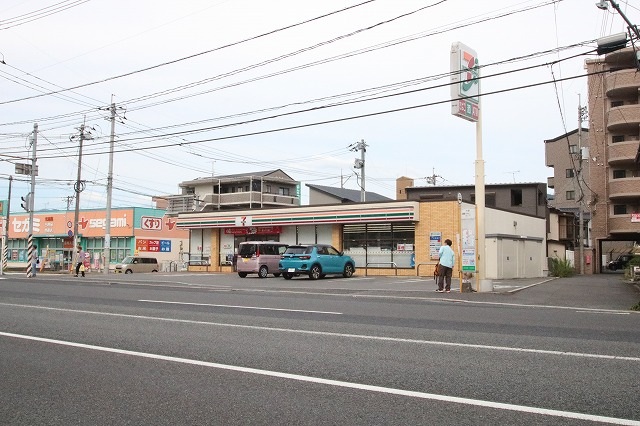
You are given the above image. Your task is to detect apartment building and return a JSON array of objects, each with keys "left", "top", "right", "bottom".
[
  {"left": 585, "top": 47, "right": 640, "bottom": 270},
  {"left": 397, "top": 179, "right": 548, "bottom": 219},
  {"left": 162, "top": 169, "right": 300, "bottom": 215},
  {"left": 544, "top": 128, "right": 593, "bottom": 271}
]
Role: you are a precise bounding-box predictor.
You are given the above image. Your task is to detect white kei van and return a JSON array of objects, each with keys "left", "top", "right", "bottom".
[
  {"left": 114, "top": 256, "right": 159, "bottom": 274},
  {"left": 237, "top": 241, "right": 288, "bottom": 278}
]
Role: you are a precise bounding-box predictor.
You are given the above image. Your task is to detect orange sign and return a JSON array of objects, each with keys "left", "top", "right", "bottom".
[{"left": 9, "top": 210, "right": 134, "bottom": 238}]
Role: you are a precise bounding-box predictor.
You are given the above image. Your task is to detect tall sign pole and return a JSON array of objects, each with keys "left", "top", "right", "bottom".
[
  {"left": 450, "top": 42, "right": 490, "bottom": 292},
  {"left": 27, "top": 124, "right": 37, "bottom": 277}
]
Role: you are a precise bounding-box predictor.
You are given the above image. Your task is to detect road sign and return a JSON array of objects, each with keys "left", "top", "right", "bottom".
[{"left": 15, "top": 163, "right": 38, "bottom": 176}]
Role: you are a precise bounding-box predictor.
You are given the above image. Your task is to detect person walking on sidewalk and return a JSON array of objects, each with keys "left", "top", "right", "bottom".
[
  {"left": 436, "top": 239, "right": 455, "bottom": 293},
  {"left": 74, "top": 244, "right": 86, "bottom": 277}
]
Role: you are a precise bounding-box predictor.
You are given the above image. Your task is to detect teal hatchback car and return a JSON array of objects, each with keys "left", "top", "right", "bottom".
[{"left": 279, "top": 244, "right": 356, "bottom": 280}]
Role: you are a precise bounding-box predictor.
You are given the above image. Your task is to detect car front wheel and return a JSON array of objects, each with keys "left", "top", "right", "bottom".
[
  {"left": 309, "top": 264, "right": 322, "bottom": 280},
  {"left": 343, "top": 263, "right": 354, "bottom": 278},
  {"left": 238, "top": 272, "right": 248, "bottom": 278}
]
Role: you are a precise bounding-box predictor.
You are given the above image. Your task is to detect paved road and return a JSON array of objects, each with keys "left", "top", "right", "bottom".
[{"left": 1, "top": 272, "right": 639, "bottom": 425}]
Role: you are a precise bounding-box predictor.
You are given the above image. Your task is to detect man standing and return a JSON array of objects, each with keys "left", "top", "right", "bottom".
[
  {"left": 436, "top": 239, "right": 455, "bottom": 293},
  {"left": 75, "top": 244, "right": 85, "bottom": 277}
]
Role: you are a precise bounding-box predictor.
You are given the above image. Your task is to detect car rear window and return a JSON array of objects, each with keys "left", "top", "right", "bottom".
[
  {"left": 284, "top": 246, "right": 312, "bottom": 255},
  {"left": 239, "top": 244, "right": 257, "bottom": 257}
]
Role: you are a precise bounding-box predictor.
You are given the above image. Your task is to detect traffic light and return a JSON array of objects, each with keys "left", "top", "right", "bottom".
[{"left": 21, "top": 193, "right": 31, "bottom": 212}]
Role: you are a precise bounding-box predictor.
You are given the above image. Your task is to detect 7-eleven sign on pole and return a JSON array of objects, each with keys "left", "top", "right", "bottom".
[{"left": 449, "top": 42, "right": 490, "bottom": 292}]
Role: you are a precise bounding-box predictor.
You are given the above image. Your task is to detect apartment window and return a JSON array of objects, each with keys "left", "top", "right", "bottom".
[
  {"left": 612, "top": 135, "right": 625, "bottom": 143},
  {"left": 278, "top": 187, "right": 290, "bottom": 196},
  {"left": 569, "top": 144, "right": 578, "bottom": 154},
  {"left": 613, "top": 170, "right": 626, "bottom": 179},
  {"left": 611, "top": 100, "right": 624, "bottom": 108},
  {"left": 265, "top": 184, "right": 272, "bottom": 194},
  {"left": 566, "top": 169, "right": 575, "bottom": 178},
  {"left": 613, "top": 204, "right": 627, "bottom": 215},
  {"left": 566, "top": 190, "right": 575, "bottom": 200},
  {"left": 470, "top": 193, "right": 497, "bottom": 205},
  {"left": 511, "top": 189, "right": 523, "bottom": 206}
]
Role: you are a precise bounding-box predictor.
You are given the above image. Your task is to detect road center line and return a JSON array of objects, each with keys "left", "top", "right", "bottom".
[
  {"left": 1, "top": 302, "right": 638, "bottom": 362},
  {"left": 138, "top": 299, "right": 342, "bottom": 315},
  {"left": 1, "top": 331, "right": 637, "bottom": 425}
]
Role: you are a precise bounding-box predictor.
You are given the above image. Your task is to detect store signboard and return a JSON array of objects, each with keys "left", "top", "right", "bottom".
[
  {"left": 136, "top": 239, "right": 171, "bottom": 252},
  {"left": 429, "top": 232, "right": 442, "bottom": 260},
  {"left": 450, "top": 42, "right": 480, "bottom": 122}
]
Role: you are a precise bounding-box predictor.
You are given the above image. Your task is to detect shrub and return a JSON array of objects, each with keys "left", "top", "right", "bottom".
[{"left": 549, "top": 257, "right": 575, "bottom": 277}]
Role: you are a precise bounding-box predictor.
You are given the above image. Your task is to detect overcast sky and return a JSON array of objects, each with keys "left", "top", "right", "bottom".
[{"left": 1, "top": 0, "right": 638, "bottom": 211}]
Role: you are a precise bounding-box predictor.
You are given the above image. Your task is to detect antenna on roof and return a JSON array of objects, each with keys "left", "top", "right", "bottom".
[{"left": 505, "top": 171, "right": 520, "bottom": 183}]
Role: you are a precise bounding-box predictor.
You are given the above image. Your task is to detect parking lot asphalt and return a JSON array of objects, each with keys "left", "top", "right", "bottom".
[
  {"left": 4, "top": 268, "right": 640, "bottom": 311},
  {"left": 488, "top": 274, "right": 640, "bottom": 311}
]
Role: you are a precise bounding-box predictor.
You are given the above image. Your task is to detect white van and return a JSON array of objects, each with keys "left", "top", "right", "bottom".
[
  {"left": 114, "top": 256, "right": 159, "bottom": 274},
  {"left": 237, "top": 241, "right": 288, "bottom": 278}
]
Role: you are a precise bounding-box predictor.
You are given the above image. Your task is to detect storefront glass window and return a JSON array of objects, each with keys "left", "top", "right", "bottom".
[
  {"left": 7, "top": 238, "right": 28, "bottom": 262},
  {"left": 343, "top": 223, "right": 415, "bottom": 268}
]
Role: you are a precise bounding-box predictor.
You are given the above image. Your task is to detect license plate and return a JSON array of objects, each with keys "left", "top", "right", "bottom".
[
  {"left": 287, "top": 268, "right": 295, "bottom": 273},
  {"left": 242, "top": 258, "right": 248, "bottom": 263}
]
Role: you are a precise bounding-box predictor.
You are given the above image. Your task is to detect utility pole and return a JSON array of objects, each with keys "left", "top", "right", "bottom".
[
  {"left": 1, "top": 176, "right": 12, "bottom": 275},
  {"left": 104, "top": 100, "right": 116, "bottom": 275},
  {"left": 597, "top": 1, "right": 640, "bottom": 39},
  {"left": 577, "top": 95, "right": 588, "bottom": 275},
  {"left": 350, "top": 139, "right": 367, "bottom": 202},
  {"left": 425, "top": 168, "right": 441, "bottom": 186},
  {"left": 27, "top": 124, "right": 37, "bottom": 277},
  {"left": 72, "top": 119, "right": 88, "bottom": 274}
]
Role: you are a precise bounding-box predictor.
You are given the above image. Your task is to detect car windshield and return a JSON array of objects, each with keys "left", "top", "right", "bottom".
[
  {"left": 121, "top": 256, "right": 133, "bottom": 264},
  {"left": 284, "top": 246, "right": 312, "bottom": 255}
]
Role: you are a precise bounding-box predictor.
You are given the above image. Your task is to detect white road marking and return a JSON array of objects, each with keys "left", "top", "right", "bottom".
[
  {"left": 1, "top": 302, "right": 638, "bottom": 362},
  {"left": 1, "top": 331, "right": 638, "bottom": 425},
  {"left": 138, "top": 299, "right": 342, "bottom": 315}
]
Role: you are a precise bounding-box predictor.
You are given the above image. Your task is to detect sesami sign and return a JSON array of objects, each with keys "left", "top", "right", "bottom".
[
  {"left": 450, "top": 42, "right": 480, "bottom": 122},
  {"left": 9, "top": 210, "right": 133, "bottom": 237}
]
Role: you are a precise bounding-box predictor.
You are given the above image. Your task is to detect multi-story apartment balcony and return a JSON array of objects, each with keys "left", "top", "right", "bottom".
[
  {"left": 608, "top": 215, "right": 640, "bottom": 234},
  {"left": 605, "top": 68, "right": 640, "bottom": 98},
  {"left": 547, "top": 176, "right": 554, "bottom": 189},
  {"left": 165, "top": 192, "right": 298, "bottom": 215},
  {"left": 608, "top": 140, "right": 640, "bottom": 165},
  {"left": 607, "top": 105, "right": 640, "bottom": 133},
  {"left": 608, "top": 177, "right": 640, "bottom": 201}
]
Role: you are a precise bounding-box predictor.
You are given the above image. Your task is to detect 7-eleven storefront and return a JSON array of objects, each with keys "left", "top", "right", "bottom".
[
  {"left": 177, "top": 199, "right": 547, "bottom": 280},
  {"left": 177, "top": 201, "right": 456, "bottom": 276}
]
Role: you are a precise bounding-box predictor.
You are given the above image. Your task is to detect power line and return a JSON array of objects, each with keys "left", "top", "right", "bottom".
[
  {"left": 0, "top": 0, "right": 92, "bottom": 30},
  {"left": 0, "top": 49, "right": 597, "bottom": 159},
  {"left": 0, "top": 0, "right": 379, "bottom": 105},
  {"left": 14, "top": 69, "right": 605, "bottom": 162},
  {"left": 0, "top": 0, "right": 572, "bottom": 130}
]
